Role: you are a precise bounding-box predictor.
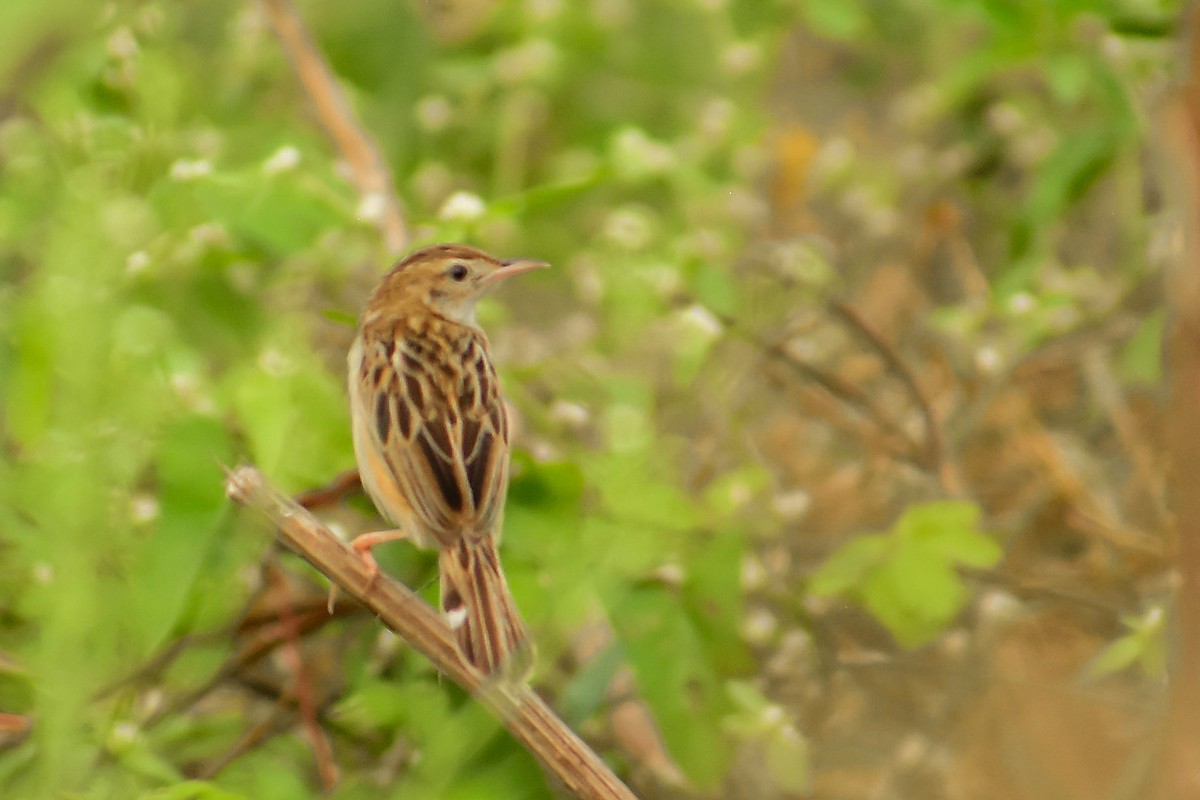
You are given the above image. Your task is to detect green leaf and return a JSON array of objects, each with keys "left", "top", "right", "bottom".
[
  {"left": 895, "top": 500, "right": 979, "bottom": 540},
  {"left": 802, "top": 0, "right": 867, "bottom": 40},
  {"left": 610, "top": 585, "right": 731, "bottom": 788},
  {"left": 859, "top": 570, "right": 943, "bottom": 648},
  {"left": 142, "top": 781, "right": 250, "bottom": 800},
  {"left": 586, "top": 451, "right": 699, "bottom": 532},
  {"left": 764, "top": 724, "right": 810, "bottom": 793},
  {"left": 335, "top": 677, "right": 450, "bottom": 734},
  {"left": 559, "top": 642, "right": 625, "bottom": 724},
  {"left": 878, "top": 546, "right": 965, "bottom": 623},
  {"left": 194, "top": 173, "right": 347, "bottom": 254},
  {"left": 686, "top": 528, "right": 751, "bottom": 674},
  {"left": 1046, "top": 53, "right": 1092, "bottom": 104},
  {"left": 918, "top": 526, "right": 1003, "bottom": 568},
  {"left": 812, "top": 501, "right": 996, "bottom": 647},
  {"left": 226, "top": 349, "right": 351, "bottom": 490},
  {"left": 128, "top": 415, "right": 233, "bottom": 652},
  {"left": 1084, "top": 634, "right": 1143, "bottom": 680},
  {"left": 725, "top": 679, "right": 774, "bottom": 719},
  {"left": 807, "top": 535, "right": 887, "bottom": 596},
  {"left": 1117, "top": 309, "right": 1164, "bottom": 385}
]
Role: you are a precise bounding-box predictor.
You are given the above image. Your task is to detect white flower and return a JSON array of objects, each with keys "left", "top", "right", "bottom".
[
  {"left": 1007, "top": 292, "right": 1035, "bottom": 315},
  {"left": 438, "top": 191, "right": 486, "bottom": 221},
  {"left": 125, "top": 250, "right": 151, "bottom": 276},
  {"left": 495, "top": 39, "right": 557, "bottom": 85},
  {"left": 129, "top": 495, "right": 160, "bottom": 524},
  {"left": 602, "top": 206, "right": 654, "bottom": 249},
  {"left": 415, "top": 95, "right": 453, "bottom": 132},
  {"left": 679, "top": 303, "right": 723, "bottom": 338},
  {"left": 549, "top": 400, "right": 590, "bottom": 427},
  {"left": 169, "top": 159, "right": 212, "bottom": 181},
  {"left": 721, "top": 41, "right": 762, "bottom": 75},
  {"left": 611, "top": 127, "right": 675, "bottom": 179},
  {"left": 357, "top": 191, "right": 386, "bottom": 223},
  {"left": 262, "top": 145, "right": 301, "bottom": 175}
]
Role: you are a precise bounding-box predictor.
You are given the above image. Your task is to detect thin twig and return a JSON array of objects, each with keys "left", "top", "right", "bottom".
[
  {"left": 1079, "top": 346, "right": 1170, "bottom": 530},
  {"left": 829, "top": 300, "right": 944, "bottom": 474},
  {"left": 260, "top": 0, "right": 408, "bottom": 253},
  {"left": 226, "top": 465, "right": 638, "bottom": 800},
  {"left": 272, "top": 569, "right": 340, "bottom": 790}
]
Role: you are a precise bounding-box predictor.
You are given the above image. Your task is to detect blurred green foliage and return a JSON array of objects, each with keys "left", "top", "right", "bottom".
[
  {"left": 0, "top": 0, "right": 1180, "bottom": 797},
  {"left": 809, "top": 501, "right": 1002, "bottom": 647}
]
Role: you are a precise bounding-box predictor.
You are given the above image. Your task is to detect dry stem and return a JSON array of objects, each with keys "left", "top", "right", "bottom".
[
  {"left": 260, "top": 0, "right": 408, "bottom": 253},
  {"left": 226, "top": 465, "right": 637, "bottom": 800},
  {"left": 1156, "top": 5, "right": 1200, "bottom": 796}
]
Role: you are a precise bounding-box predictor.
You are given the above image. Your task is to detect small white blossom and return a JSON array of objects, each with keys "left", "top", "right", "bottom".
[
  {"left": 721, "top": 41, "right": 762, "bottom": 75},
  {"left": 415, "top": 95, "right": 453, "bottom": 132},
  {"left": 526, "top": 0, "right": 563, "bottom": 21},
  {"left": 107, "top": 27, "right": 139, "bottom": 60},
  {"left": 742, "top": 606, "right": 778, "bottom": 644},
  {"left": 125, "top": 250, "right": 151, "bottom": 276},
  {"left": 169, "top": 159, "right": 212, "bottom": 181},
  {"left": 495, "top": 39, "right": 557, "bottom": 85},
  {"left": 741, "top": 555, "right": 767, "bottom": 592},
  {"left": 438, "top": 191, "right": 486, "bottom": 221},
  {"left": 189, "top": 222, "right": 228, "bottom": 248},
  {"left": 109, "top": 721, "right": 139, "bottom": 749},
  {"left": 262, "top": 145, "right": 301, "bottom": 175},
  {"left": 679, "top": 303, "right": 723, "bottom": 338},
  {"left": 258, "top": 348, "right": 293, "bottom": 377},
  {"left": 772, "top": 489, "right": 811, "bottom": 521},
  {"left": 653, "top": 563, "right": 685, "bottom": 586},
  {"left": 590, "top": 0, "right": 632, "bottom": 28},
  {"left": 698, "top": 97, "right": 735, "bottom": 142},
  {"left": 974, "top": 346, "right": 1001, "bottom": 374},
  {"left": 1007, "top": 292, "right": 1035, "bottom": 315},
  {"left": 357, "top": 191, "right": 386, "bottom": 223},
  {"left": 612, "top": 127, "right": 675, "bottom": 179},
  {"left": 549, "top": 400, "right": 590, "bottom": 427},
  {"left": 986, "top": 102, "right": 1023, "bottom": 135},
  {"left": 602, "top": 207, "right": 654, "bottom": 249},
  {"left": 129, "top": 494, "right": 159, "bottom": 524}
]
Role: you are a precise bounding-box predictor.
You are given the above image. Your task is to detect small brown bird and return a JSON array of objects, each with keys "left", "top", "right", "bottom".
[{"left": 347, "top": 243, "right": 546, "bottom": 676}]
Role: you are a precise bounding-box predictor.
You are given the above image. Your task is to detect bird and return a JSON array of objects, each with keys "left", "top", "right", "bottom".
[{"left": 347, "top": 242, "right": 546, "bottom": 677}]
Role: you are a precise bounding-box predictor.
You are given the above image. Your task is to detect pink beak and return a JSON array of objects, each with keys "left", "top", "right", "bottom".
[{"left": 485, "top": 257, "right": 550, "bottom": 286}]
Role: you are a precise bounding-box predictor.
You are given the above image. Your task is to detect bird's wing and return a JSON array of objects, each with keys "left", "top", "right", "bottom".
[{"left": 355, "top": 325, "right": 509, "bottom": 546}]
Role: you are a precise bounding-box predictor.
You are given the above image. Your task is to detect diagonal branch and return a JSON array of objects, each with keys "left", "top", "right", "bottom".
[
  {"left": 225, "top": 465, "right": 638, "bottom": 800},
  {"left": 261, "top": 0, "right": 408, "bottom": 253}
]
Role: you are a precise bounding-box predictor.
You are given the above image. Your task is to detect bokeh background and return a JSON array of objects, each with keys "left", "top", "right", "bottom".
[{"left": 0, "top": 0, "right": 1187, "bottom": 798}]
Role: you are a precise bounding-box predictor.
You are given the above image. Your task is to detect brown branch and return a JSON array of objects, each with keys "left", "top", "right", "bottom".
[
  {"left": 225, "top": 465, "right": 638, "bottom": 800},
  {"left": 829, "top": 300, "right": 944, "bottom": 475},
  {"left": 260, "top": 0, "right": 408, "bottom": 254},
  {"left": 1079, "top": 346, "right": 1170, "bottom": 531},
  {"left": 1156, "top": 5, "right": 1200, "bottom": 797}
]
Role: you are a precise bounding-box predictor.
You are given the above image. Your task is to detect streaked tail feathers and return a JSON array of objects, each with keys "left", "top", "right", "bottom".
[{"left": 439, "top": 537, "right": 532, "bottom": 679}]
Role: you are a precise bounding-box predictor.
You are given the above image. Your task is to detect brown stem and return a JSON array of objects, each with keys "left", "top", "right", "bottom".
[
  {"left": 260, "top": 0, "right": 408, "bottom": 254},
  {"left": 829, "top": 300, "right": 944, "bottom": 475},
  {"left": 1156, "top": 6, "right": 1200, "bottom": 797},
  {"left": 226, "top": 466, "right": 639, "bottom": 800}
]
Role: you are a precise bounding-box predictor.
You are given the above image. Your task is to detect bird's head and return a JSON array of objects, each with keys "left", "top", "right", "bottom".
[{"left": 369, "top": 243, "right": 548, "bottom": 326}]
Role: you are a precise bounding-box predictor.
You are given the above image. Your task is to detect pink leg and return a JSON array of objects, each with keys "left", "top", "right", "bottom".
[
  {"left": 350, "top": 529, "right": 409, "bottom": 580},
  {"left": 328, "top": 529, "right": 409, "bottom": 612}
]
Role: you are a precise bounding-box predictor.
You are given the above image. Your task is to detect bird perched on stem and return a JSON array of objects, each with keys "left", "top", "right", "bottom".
[{"left": 347, "top": 243, "right": 546, "bottom": 677}]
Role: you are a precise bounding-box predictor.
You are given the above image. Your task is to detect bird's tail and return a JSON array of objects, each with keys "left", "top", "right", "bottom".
[{"left": 439, "top": 537, "right": 532, "bottom": 678}]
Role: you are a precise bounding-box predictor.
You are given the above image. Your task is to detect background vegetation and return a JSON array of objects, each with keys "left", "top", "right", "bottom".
[{"left": 0, "top": 0, "right": 1186, "bottom": 797}]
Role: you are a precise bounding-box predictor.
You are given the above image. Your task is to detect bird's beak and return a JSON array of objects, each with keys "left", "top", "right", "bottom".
[{"left": 486, "top": 258, "right": 549, "bottom": 286}]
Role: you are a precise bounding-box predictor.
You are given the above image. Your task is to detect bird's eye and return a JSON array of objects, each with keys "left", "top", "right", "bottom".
[{"left": 448, "top": 264, "right": 469, "bottom": 281}]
